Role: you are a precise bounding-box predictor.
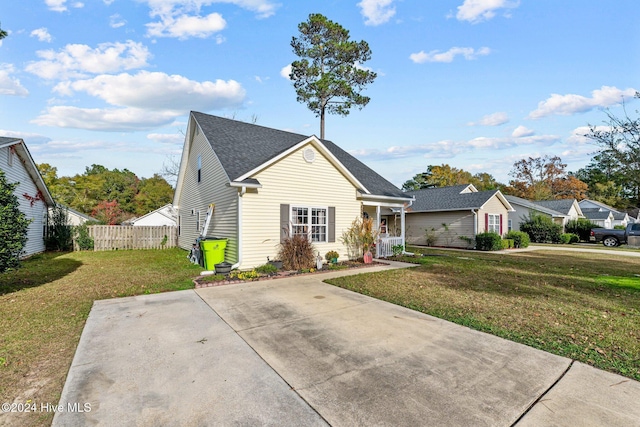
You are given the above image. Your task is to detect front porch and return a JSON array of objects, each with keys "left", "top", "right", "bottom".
[{"left": 363, "top": 203, "right": 406, "bottom": 258}]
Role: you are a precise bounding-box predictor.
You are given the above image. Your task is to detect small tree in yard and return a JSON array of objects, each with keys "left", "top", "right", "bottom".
[
  {"left": 0, "top": 170, "right": 31, "bottom": 272},
  {"left": 340, "top": 216, "right": 379, "bottom": 259},
  {"left": 520, "top": 212, "right": 562, "bottom": 243},
  {"left": 46, "top": 204, "right": 73, "bottom": 251}
]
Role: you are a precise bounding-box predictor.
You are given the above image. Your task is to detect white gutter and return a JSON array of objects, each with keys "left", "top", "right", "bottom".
[{"left": 471, "top": 209, "right": 477, "bottom": 236}]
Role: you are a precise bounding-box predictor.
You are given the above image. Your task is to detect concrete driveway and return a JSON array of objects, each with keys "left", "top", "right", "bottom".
[{"left": 54, "top": 263, "right": 640, "bottom": 426}]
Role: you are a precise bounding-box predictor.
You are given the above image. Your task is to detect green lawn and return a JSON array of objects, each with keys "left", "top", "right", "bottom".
[
  {"left": 0, "top": 249, "right": 201, "bottom": 427},
  {"left": 326, "top": 247, "right": 640, "bottom": 381}
]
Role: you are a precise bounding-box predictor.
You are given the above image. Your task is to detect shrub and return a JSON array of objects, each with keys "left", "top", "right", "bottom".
[
  {"left": 74, "top": 223, "right": 95, "bottom": 251},
  {"left": 614, "top": 225, "right": 626, "bottom": 230},
  {"left": 520, "top": 213, "right": 562, "bottom": 243},
  {"left": 325, "top": 250, "right": 339, "bottom": 262},
  {"left": 475, "top": 232, "right": 503, "bottom": 251},
  {"left": 565, "top": 218, "right": 600, "bottom": 241},
  {"left": 559, "top": 233, "right": 579, "bottom": 244},
  {"left": 0, "top": 170, "right": 31, "bottom": 272},
  {"left": 278, "top": 233, "right": 316, "bottom": 270},
  {"left": 504, "top": 231, "right": 530, "bottom": 248},
  {"left": 425, "top": 227, "right": 437, "bottom": 246},
  {"left": 46, "top": 205, "right": 73, "bottom": 251},
  {"left": 458, "top": 236, "right": 475, "bottom": 248},
  {"left": 340, "top": 216, "right": 379, "bottom": 259},
  {"left": 501, "top": 239, "right": 515, "bottom": 249},
  {"left": 255, "top": 263, "right": 279, "bottom": 274},
  {"left": 230, "top": 269, "right": 261, "bottom": 280},
  {"left": 391, "top": 244, "right": 404, "bottom": 256}
]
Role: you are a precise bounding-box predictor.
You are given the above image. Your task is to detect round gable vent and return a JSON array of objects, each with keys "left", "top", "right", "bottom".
[{"left": 303, "top": 148, "right": 316, "bottom": 163}]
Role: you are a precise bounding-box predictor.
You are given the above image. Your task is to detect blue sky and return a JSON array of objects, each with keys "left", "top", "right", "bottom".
[{"left": 1, "top": 0, "right": 638, "bottom": 187}]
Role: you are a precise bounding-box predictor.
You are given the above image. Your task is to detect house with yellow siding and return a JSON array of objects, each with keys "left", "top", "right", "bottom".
[
  {"left": 405, "top": 184, "right": 514, "bottom": 248},
  {"left": 173, "top": 112, "right": 414, "bottom": 270}
]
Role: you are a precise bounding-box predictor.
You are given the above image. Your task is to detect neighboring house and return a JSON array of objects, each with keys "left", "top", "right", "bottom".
[
  {"left": 505, "top": 195, "right": 569, "bottom": 232},
  {"left": 57, "top": 206, "right": 98, "bottom": 226},
  {"left": 578, "top": 199, "right": 632, "bottom": 227},
  {"left": 404, "top": 184, "right": 513, "bottom": 248},
  {"left": 581, "top": 208, "right": 615, "bottom": 229},
  {"left": 173, "top": 112, "right": 413, "bottom": 269},
  {"left": 531, "top": 199, "right": 583, "bottom": 229},
  {"left": 125, "top": 204, "right": 177, "bottom": 226},
  {"left": 0, "top": 137, "right": 55, "bottom": 257}
]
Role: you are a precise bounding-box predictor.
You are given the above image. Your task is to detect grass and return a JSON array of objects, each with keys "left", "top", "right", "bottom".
[
  {"left": 0, "top": 249, "right": 201, "bottom": 427},
  {"left": 326, "top": 247, "right": 640, "bottom": 381}
]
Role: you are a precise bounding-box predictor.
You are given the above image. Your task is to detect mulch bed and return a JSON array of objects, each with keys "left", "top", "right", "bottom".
[{"left": 194, "top": 260, "right": 387, "bottom": 289}]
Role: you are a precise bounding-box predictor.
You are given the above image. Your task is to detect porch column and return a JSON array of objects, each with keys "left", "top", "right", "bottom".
[
  {"left": 376, "top": 205, "right": 381, "bottom": 258},
  {"left": 400, "top": 206, "right": 405, "bottom": 251}
]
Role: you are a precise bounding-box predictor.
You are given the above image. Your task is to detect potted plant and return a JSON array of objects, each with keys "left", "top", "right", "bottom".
[
  {"left": 267, "top": 256, "right": 283, "bottom": 269},
  {"left": 325, "top": 250, "right": 339, "bottom": 264}
]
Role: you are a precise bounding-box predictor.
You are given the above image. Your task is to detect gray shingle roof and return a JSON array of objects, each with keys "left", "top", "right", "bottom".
[
  {"left": 505, "top": 195, "right": 567, "bottom": 217},
  {"left": 192, "top": 111, "right": 408, "bottom": 199},
  {"left": 532, "top": 199, "right": 576, "bottom": 215},
  {"left": 406, "top": 185, "right": 501, "bottom": 212},
  {"left": 582, "top": 210, "right": 612, "bottom": 220}
]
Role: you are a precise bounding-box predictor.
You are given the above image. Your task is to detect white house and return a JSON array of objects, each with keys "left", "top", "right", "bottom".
[
  {"left": 173, "top": 112, "right": 413, "bottom": 269},
  {"left": 578, "top": 199, "right": 632, "bottom": 227},
  {"left": 0, "top": 137, "right": 55, "bottom": 257},
  {"left": 125, "top": 204, "right": 177, "bottom": 227},
  {"left": 56, "top": 206, "right": 98, "bottom": 226}
]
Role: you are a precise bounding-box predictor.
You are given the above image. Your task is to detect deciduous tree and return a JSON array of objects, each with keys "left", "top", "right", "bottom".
[
  {"left": 503, "top": 156, "right": 587, "bottom": 200},
  {"left": 402, "top": 164, "right": 503, "bottom": 191},
  {"left": 290, "top": 13, "right": 377, "bottom": 139}
]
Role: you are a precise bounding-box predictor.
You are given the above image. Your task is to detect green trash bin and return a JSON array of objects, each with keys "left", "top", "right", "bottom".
[{"left": 200, "top": 238, "right": 227, "bottom": 271}]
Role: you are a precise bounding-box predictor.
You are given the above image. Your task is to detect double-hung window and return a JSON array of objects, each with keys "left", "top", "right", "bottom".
[
  {"left": 488, "top": 214, "right": 500, "bottom": 234},
  {"left": 291, "top": 206, "right": 327, "bottom": 242}
]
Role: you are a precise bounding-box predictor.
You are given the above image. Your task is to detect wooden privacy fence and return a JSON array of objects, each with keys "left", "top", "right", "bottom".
[{"left": 85, "top": 225, "right": 178, "bottom": 251}]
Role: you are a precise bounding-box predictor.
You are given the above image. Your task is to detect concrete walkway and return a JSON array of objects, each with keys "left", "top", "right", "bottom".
[{"left": 54, "top": 261, "right": 640, "bottom": 426}]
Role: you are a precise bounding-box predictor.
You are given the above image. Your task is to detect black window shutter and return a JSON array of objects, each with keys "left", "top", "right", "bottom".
[
  {"left": 328, "top": 207, "right": 335, "bottom": 243},
  {"left": 280, "top": 204, "right": 290, "bottom": 243}
]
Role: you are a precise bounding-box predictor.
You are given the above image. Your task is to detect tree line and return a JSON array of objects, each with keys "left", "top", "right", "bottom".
[{"left": 37, "top": 164, "right": 174, "bottom": 225}]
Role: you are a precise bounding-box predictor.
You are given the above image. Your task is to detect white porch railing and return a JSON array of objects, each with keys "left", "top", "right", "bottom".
[{"left": 376, "top": 236, "right": 403, "bottom": 258}]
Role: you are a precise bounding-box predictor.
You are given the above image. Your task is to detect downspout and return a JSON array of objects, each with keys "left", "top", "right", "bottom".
[
  {"left": 231, "top": 186, "right": 245, "bottom": 270},
  {"left": 402, "top": 198, "right": 414, "bottom": 255},
  {"left": 471, "top": 209, "right": 477, "bottom": 240}
]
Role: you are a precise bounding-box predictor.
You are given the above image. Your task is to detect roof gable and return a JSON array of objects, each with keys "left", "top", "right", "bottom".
[
  {"left": 407, "top": 185, "right": 511, "bottom": 212},
  {"left": 190, "top": 111, "right": 409, "bottom": 200},
  {"left": 532, "top": 199, "right": 580, "bottom": 216},
  {"left": 504, "top": 195, "right": 567, "bottom": 217},
  {"left": 0, "top": 137, "right": 55, "bottom": 206}
]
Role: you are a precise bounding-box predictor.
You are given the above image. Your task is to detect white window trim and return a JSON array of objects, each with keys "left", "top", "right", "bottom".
[
  {"left": 508, "top": 219, "right": 513, "bottom": 232},
  {"left": 488, "top": 213, "right": 500, "bottom": 234},
  {"left": 290, "top": 205, "right": 328, "bottom": 243}
]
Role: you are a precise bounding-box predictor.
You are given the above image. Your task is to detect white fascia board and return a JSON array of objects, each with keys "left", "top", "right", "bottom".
[
  {"left": 12, "top": 140, "right": 55, "bottom": 206},
  {"left": 228, "top": 181, "right": 262, "bottom": 189},
  {"left": 360, "top": 193, "right": 414, "bottom": 205},
  {"left": 234, "top": 136, "right": 370, "bottom": 194}
]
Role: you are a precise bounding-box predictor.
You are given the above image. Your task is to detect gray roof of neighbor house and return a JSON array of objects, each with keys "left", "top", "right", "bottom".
[
  {"left": 191, "top": 111, "right": 409, "bottom": 199},
  {"left": 406, "top": 185, "right": 507, "bottom": 212},
  {"left": 532, "top": 199, "right": 577, "bottom": 215},
  {"left": 582, "top": 209, "right": 613, "bottom": 220},
  {"left": 582, "top": 208, "right": 627, "bottom": 221},
  {"left": 504, "top": 195, "right": 567, "bottom": 217}
]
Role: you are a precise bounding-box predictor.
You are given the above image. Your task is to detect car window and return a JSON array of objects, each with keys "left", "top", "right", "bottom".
[{"left": 632, "top": 224, "right": 640, "bottom": 231}]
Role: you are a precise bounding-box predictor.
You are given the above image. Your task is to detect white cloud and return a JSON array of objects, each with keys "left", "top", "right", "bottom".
[
  {"left": 142, "top": 0, "right": 279, "bottom": 39},
  {"left": 566, "top": 125, "right": 611, "bottom": 145},
  {"left": 110, "top": 14, "right": 127, "bottom": 28},
  {"left": 146, "top": 12, "right": 226, "bottom": 39},
  {"left": 147, "top": 132, "right": 184, "bottom": 144},
  {"left": 358, "top": 0, "right": 396, "bottom": 26},
  {"left": 0, "top": 130, "right": 51, "bottom": 145},
  {"left": 280, "top": 64, "right": 292, "bottom": 80},
  {"left": 25, "top": 40, "right": 151, "bottom": 80},
  {"left": 455, "top": 0, "right": 519, "bottom": 24},
  {"left": 468, "top": 111, "right": 509, "bottom": 126},
  {"left": 529, "top": 86, "right": 637, "bottom": 119},
  {"left": 0, "top": 64, "right": 29, "bottom": 97},
  {"left": 55, "top": 71, "right": 245, "bottom": 111},
  {"left": 410, "top": 46, "right": 490, "bottom": 63},
  {"left": 32, "top": 106, "right": 180, "bottom": 131},
  {"left": 512, "top": 125, "right": 534, "bottom": 137},
  {"left": 30, "top": 28, "right": 52, "bottom": 43},
  {"left": 350, "top": 133, "right": 559, "bottom": 161},
  {"left": 45, "top": 0, "right": 84, "bottom": 12}
]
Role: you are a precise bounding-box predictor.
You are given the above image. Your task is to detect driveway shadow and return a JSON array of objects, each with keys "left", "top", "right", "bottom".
[{"left": 0, "top": 252, "right": 82, "bottom": 295}]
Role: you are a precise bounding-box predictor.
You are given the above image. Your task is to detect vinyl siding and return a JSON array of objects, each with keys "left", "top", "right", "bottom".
[
  {"left": 478, "top": 196, "right": 509, "bottom": 234},
  {"left": 508, "top": 204, "right": 552, "bottom": 232},
  {"left": 175, "top": 122, "right": 238, "bottom": 263},
  {"left": 405, "top": 211, "right": 474, "bottom": 247},
  {"left": 240, "top": 143, "right": 361, "bottom": 269},
  {"left": 1, "top": 145, "right": 47, "bottom": 257}
]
